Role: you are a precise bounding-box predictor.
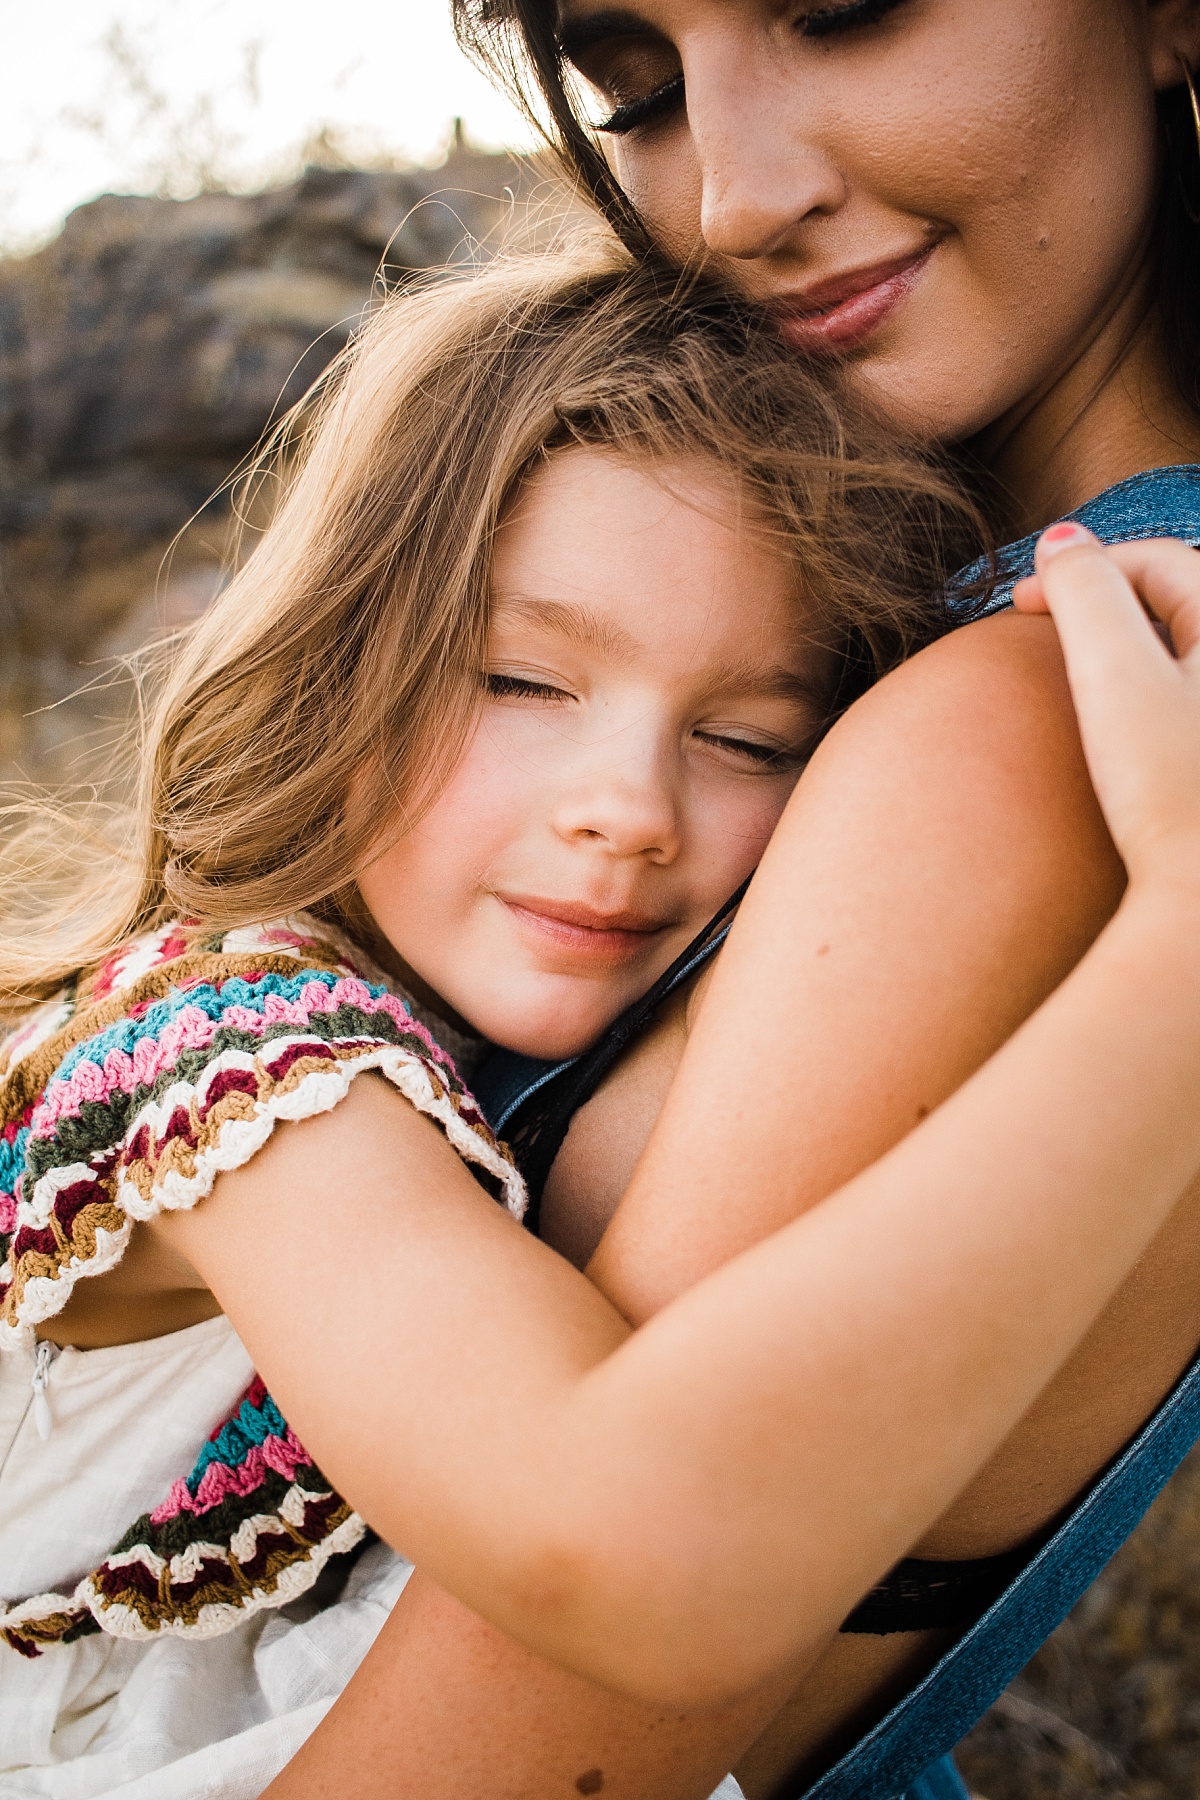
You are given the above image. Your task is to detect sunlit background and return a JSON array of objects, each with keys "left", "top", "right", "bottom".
[{"left": 0, "top": 0, "right": 536, "bottom": 250}]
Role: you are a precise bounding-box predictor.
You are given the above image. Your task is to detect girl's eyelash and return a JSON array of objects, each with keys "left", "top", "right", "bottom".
[
  {"left": 799, "top": 0, "right": 911, "bottom": 38},
  {"left": 698, "top": 731, "right": 799, "bottom": 768},
  {"left": 484, "top": 672, "right": 569, "bottom": 701},
  {"left": 597, "top": 72, "right": 685, "bottom": 136}
]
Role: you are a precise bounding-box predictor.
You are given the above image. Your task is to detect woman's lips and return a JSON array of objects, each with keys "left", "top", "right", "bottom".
[
  {"left": 499, "top": 895, "right": 672, "bottom": 964},
  {"left": 774, "top": 245, "right": 937, "bottom": 355}
]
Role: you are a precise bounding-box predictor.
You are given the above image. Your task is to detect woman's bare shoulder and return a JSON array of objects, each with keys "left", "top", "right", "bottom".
[
  {"left": 836, "top": 609, "right": 1086, "bottom": 765},
  {"left": 587, "top": 612, "right": 1129, "bottom": 1320},
  {"left": 797, "top": 609, "right": 1123, "bottom": 910}
]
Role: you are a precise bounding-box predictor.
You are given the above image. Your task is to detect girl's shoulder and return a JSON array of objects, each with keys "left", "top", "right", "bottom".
[{"left": 0, "top": 915, "right": 523, "bottom": 1350}]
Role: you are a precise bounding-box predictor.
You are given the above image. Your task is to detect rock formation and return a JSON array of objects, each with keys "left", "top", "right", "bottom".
[{"left": 0, "top": 144, "right": 549, "bottom": 776}]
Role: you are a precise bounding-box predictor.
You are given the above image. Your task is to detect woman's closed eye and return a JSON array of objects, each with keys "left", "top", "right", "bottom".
[
  {"left": 797, "top": 0, "right": 913, "bottom": 39},
  {"left": 583, "top": 0, "right": 913, "bottom": 133},
  {"left": 560, "top": 22, "right": 684, "bottom": 136},
  {"left": 597, "top": 72, "right": 685, "bottom": 137}
]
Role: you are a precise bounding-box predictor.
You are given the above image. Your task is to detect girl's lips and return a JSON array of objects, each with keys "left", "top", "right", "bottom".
[
  {"left": 774, "top": 246, "right": 937, "bottom": 355},
  {"left": 499, "top": 896, "right": 671, "bottom": 964}
]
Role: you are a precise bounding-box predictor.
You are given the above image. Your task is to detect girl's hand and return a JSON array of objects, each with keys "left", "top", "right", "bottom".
[{"left": 1013, "top": 529, "right": 1200, "bottom": 891}]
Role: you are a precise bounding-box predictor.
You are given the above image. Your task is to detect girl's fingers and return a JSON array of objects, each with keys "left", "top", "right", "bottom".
[
  {"left": 1097, "top": 539, "right": 1200, "bottom": 660},
  {"left": 1015, "top": 534, "right": 1200, "bottom": 662},
  {"left": 1026, "top": 526, "right": 1174, "bottom": 712},
  {"left": 1012, "top": 526, "right": 1200, "bottom": 888}
]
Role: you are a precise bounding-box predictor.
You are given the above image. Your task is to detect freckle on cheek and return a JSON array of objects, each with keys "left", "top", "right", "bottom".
[
  {"left": 816, "top": 944, "right": 831, "bottom": 958},
  {"left": 576, "top": 1771, "right": 604, "bottom": 1795}
]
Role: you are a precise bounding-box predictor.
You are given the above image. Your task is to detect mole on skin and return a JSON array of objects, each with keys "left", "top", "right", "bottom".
[{"left": 575, "top": 1771, "right": 604, "bottom": 1795}]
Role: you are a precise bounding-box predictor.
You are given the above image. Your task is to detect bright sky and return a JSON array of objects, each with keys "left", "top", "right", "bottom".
[{"left": 0, "top": 0, "right": 537, "bottom": 251}]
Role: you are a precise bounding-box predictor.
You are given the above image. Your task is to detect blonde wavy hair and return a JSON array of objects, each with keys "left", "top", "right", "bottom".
[{"left": 0, "top": 243, "right": 985, "bottom": 1012}]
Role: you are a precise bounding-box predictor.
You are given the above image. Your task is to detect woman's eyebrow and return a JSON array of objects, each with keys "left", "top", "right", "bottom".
[{"left": 557, "top": 7, "right": 660, "bottom": 61}]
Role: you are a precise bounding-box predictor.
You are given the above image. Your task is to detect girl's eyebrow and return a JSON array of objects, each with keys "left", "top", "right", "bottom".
[
  {"left": 704, "top": 656, "right": 826, "bottom": 707},
  {"left": 492, "top": 594, "right": 639, "bottom": 660},
  {"left": 557, "top": 7, "right": 661, "bottom": 61}
]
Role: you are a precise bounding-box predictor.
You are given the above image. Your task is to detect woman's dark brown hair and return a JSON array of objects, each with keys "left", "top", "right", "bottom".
[{"left": 454, "top": 0, "right": 1200, "bottom": 423}]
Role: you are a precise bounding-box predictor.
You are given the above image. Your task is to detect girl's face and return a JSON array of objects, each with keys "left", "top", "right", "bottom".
[
  {"left": 357, "top": 448, "right": 827, "bottom": 1058},
  {"left": 560, "top": 0, "right": 1200, "bottom": 440}
]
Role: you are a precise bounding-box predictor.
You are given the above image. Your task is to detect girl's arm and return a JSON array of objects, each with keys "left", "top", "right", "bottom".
[{"left": 154, "top": 534, "right": 1200, "bottom": 1708}]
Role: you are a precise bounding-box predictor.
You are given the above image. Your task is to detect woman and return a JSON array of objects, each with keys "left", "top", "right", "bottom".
[{"left": 261, "top": 5, "right": 1200, "bottom": 1798}]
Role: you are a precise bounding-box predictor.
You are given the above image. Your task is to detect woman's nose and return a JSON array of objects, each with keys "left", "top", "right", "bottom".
[{"left": 687, "top": 57, "right": 846, "bottom": 262}]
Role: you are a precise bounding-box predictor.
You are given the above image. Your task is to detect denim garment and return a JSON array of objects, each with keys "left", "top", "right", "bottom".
[
  {"left": 953, "top": 462, "right": 1200, "bottom": 617},
  {"left": 472, "top": 465, "right": 1200, "bottom": 1800}
]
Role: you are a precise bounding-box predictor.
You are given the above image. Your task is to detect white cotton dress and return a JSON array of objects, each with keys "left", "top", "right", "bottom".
[
  {"left": 0, "top": 1312, "right": 414, "bottom": 1798},
  {"left": 0, "top": 1324, "right": 746, "bottom": 1800}
]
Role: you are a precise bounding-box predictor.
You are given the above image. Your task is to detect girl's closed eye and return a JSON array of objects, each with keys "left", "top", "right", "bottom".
[
  {"left": 483, "top": 672, "right": 574, "bottom": 704},
  {"left": 692, "top": 726, "right": 808, "bottom": 771}
]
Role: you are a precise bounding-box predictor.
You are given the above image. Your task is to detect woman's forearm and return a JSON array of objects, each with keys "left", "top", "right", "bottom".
[{"left": 262, "top": 1571, "right": 794, "bottom": 1800}]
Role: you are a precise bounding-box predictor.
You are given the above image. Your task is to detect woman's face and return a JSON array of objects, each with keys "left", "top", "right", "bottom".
[{"left": 562, "top": 0, "right": 1200, "bottom": 440}]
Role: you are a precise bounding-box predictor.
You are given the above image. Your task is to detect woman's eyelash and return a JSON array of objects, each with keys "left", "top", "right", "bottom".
[
  {"left": 597, "top": 72, "right": 685, "bottom": 136},
  {"left": 592, "top": 0, "right": 907, "bottom": 135},
  {"left": 799, "top": 0, "right": 911, "bottom": 38},
  {"left": 484, "top": 673, "right": 569, "bottom": 701}
]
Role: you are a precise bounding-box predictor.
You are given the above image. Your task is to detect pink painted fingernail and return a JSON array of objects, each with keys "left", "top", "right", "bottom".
[{"left": 1036, "top": 521, "right": 1097, "bottom": 562}]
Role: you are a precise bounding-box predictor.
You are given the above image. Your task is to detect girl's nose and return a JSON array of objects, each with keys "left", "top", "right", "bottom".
[
  {"left": 552, "top": 764, "right": 683, "bottom": 865},
  {"left": 686, "top": 57, "right": 847, "bottom": 262}
]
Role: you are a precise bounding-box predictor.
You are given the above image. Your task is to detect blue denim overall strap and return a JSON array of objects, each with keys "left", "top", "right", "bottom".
[
  {"left": 900, "top": 1758, "right": 971, "bottom": 1800},
  {"left": 475, "top": 464, "right": 1200, "bottom": 1800},
  {"left": 808, "top": 1352, "right": 1200, "bottom": 1799},
  {"left": 952, "top": 462, "right": 1200, "bottom": 618}
]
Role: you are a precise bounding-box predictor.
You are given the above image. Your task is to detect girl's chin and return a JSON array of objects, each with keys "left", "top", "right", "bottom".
[{"left": 475, "top": 990, "right": 630, "bottom": 1064}]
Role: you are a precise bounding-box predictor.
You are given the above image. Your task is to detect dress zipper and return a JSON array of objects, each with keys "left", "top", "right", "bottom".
[{"left": 31, "top": 1339, "right": 58, "bottom": 1440}]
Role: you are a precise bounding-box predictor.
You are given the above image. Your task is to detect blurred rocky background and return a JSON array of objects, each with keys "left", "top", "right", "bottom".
[{"left": 0, "top": 133, "right": 555, "bottom": 781}]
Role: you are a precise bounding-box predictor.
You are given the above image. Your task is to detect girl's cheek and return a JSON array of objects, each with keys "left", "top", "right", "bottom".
[{"left": 699, "top": 778, "right": 798, "bottom": 880}]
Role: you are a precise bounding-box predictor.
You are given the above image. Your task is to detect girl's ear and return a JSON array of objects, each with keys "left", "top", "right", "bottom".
[{"left": 1147, "top": 0, "right": 1200, "bottom": 89}]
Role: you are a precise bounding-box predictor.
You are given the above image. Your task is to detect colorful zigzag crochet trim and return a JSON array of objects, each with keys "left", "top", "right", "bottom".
[
  {"left": 0, "top": 1379, "right": 363, "bottom": 1658},
  {"left": 0, "top": 918, "right": 524, "bottom": 1656}
]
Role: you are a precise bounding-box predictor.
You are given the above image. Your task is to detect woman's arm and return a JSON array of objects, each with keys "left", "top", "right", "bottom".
[
  {"left": 263, "top": 1569, "right": 800, "bottom": 1800},
  {"left": 154, "top": 537, "right": 1200, "bottom": 1707},
  {"left": 587, "top": 605, "right": 1125, "bottom": 1316}
]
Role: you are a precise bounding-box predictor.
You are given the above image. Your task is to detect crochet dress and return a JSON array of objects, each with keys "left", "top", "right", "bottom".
[{"left": 0, "top": 915, "right": 523, "bottom": 1798}]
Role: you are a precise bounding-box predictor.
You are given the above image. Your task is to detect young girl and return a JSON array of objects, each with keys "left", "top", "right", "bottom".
[
  {"left": 0, "top": 247, "right": 976, "bottom": 1795},
  {"left": 1, "top": 246, "right": 1199, "bottom": 1800}
]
